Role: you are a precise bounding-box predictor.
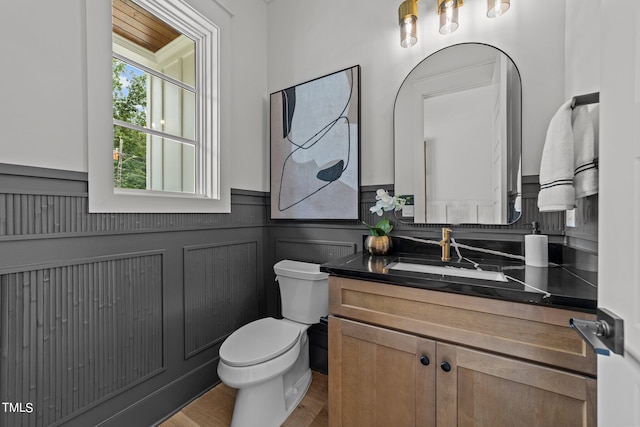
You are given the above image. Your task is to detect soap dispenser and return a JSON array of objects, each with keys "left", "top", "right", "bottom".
[{"left": 525, "top": 222, "right": 548, "bottom": 267}]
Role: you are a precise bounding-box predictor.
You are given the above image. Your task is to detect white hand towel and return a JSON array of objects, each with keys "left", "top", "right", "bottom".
[
  {"left": 572, "top": 106, "right": 598, "bottom": 198},
  {"left": 538, "top": 100, "right": 575, "bottom": 211}
]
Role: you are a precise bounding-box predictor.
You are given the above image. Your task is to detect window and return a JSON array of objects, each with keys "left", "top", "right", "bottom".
[
  {"left": 86, "top": 0, "right": 231, "bottom": 213},
  {"left": 112, "top": 23, "right": 197, "bottom": 193}
]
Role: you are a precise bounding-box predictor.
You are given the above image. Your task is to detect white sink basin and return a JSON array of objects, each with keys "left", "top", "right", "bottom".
[{"left": 388, "top": 261, "right": 508, "bottom": 282}]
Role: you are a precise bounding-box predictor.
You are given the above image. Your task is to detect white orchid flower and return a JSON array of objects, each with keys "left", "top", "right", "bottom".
[
  {"left": 377, "top": 189, "right": 395, "bottom": 210},
  {"left": 375, "top": 188, "right": 388, "bottom": 199},
  {"left": 370, "top": 189, "right": 407, "bottom": 216},
  {"left": 364, "top": 189, "right": 411, "bottom": 236},
  {"left": 369, "top": 204, "right": 384, "bottom": 216}
]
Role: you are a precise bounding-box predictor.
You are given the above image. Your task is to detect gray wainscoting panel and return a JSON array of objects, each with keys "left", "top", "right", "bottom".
[
  {"left": 275, "top": 239, "right": 357, "bottom": 264},
  {"left": 0, "top": 253, "right": 163, "bottom": 427},
  {"left": 183, "top": 241, "right": 259, "bottom": 358},
  {"left": 0, "top": 165, "right": 268, "bottom": 237},
  {"left": 0, "top": 194, "right": 266, "bottom": 237}
]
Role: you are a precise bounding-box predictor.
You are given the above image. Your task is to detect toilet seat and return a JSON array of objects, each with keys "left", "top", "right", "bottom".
[{"left": 219, "top": 317, "right": 301, "bottom": 367}]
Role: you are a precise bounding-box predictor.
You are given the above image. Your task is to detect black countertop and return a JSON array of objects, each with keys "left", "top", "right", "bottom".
[{"left": 321, "top": 251, "right": 598, "bottom": 313}]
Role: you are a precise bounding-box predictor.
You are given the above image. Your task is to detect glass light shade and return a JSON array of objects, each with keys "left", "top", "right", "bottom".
[
  {"left": 487, "top": 0, "right": 510, "bottom": 18},
  {"left": 398, "top": 0, "right": 419, "bottom": 48},
  {"left": 439, "top": 0, "right": 459, "bottom": 35},
  {"left": 400, "top": 15, "right": 418, "bottom": 48}
]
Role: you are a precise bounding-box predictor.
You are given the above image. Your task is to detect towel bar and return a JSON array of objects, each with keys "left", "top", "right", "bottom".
[{"left": 571, "top": 92, "right": 599, "bottom": 109}]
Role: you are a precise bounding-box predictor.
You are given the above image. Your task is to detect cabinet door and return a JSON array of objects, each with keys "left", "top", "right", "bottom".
[
  {"left": 328, "top": 316, "right": 436, "bottom": 427},
  {"left": 436, "top": 343, "right": 597, "bottom": 427}
]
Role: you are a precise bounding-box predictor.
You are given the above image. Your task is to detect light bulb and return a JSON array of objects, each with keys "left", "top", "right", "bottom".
[{"left": 487, "top": 0, "right": 510, "bottom": 18}]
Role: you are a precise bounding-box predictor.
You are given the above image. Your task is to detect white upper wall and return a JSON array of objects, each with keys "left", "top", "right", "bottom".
[
  {"left": 0, "top": 0, "right": 269, "bottom": 192},
  {"left": 0, "top": 0, "right": 87, "bottom": 173},
  {"left": 267, "top": 0, "right": 569, "bottom": 184},
  {"left": 0, "top": 0, "right": 600, "bottom": 192},
  {"left": 565, "top": 0, "right": 601, "bottom": 99},
  {"left": 228, "top": 0, "right": 269, "bottom": 191}
]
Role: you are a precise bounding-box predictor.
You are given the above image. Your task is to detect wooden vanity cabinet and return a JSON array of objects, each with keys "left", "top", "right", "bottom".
[
  {"left": 436, "top": 342, "right": 596, "bottom": 426},
  {"left": 328, "top": 277, "right": 597, "bottom": 427},
  {"left": 329, "top": 318, "right": 436, "bottom": 427}
]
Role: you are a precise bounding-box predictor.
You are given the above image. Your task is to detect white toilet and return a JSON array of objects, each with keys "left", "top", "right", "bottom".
[{"left": 217, "top": 259, "right": 329, "bottom": 427}]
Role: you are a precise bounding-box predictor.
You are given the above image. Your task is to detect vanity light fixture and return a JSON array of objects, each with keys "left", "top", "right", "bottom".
[
  {"left": 399, "top": 0, "right": 511, "bottom": 46},
  {"left": 398, "top": 0, "right": 419, "bottom": 48}
]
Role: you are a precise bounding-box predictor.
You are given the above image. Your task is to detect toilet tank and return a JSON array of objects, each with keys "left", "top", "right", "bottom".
[{"left": 274, "top": 260, "right": 329, "bottom": 324}]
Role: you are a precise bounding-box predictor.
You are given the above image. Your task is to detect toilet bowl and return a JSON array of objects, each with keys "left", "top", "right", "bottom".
[{"left": 217, "top": 260, "right": 329, "bottom": 427}]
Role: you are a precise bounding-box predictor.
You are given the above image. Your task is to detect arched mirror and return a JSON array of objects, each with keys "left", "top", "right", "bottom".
[{"left": 394, "top": 43, "right": 522, "bottom": 225}]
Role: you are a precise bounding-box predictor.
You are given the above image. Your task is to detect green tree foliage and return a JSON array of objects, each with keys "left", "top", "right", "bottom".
[{"left": 113, "top": 59, "right": 147, "bottom": 189}]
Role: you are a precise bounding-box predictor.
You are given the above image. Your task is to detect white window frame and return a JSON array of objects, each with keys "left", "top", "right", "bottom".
[{"left": 86, "top": 0, "right": 232, "bottom": 213}]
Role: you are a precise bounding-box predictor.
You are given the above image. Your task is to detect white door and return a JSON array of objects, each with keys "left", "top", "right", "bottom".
[{"left": 597, "top": 0, "right": 640, "bottom": 425}]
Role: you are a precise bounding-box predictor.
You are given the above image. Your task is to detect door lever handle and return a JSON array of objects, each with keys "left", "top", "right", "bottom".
[
  {"left": 570, "top": 307, "right": 624, "bottom": 356},
  {"left": 570, "top": 318, "right": 612, "bottom": 355}
]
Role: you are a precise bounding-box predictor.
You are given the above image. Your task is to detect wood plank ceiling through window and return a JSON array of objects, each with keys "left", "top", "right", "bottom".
[{"left": 112, "top": 0, "right": 181, "bottom": 53}]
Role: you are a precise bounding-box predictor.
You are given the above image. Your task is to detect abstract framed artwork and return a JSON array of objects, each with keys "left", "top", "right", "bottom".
[{"left": 270, "top": 65, "right": 361, "bottom": 220}]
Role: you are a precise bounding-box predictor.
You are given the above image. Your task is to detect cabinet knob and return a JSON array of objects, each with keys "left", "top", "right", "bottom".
[
  {"left": 420, "top": 355, "right": 430, "bottom": 366},
  {"left": 440, "top": 361, "right": 451, "bottom": 372}
]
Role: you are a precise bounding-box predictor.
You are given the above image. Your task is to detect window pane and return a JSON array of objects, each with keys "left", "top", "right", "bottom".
[
  {"left": 148, "top": 135, "right": 196, "bottom": 193},
  {"left": 112, "top": 0, "right": 195, "bottom": 85},
  {"left": 113, "top": 59, "right": 148, "bottom": 127},
  {"left": 148, "top": 72, "right": 196, "bottom": 140},
  {"left": 114, "top": 125, "right": 195, "bottom": 193},
  {"left": 114, "top": 125, "right": 147, "bottom": 190},
  {"left": 113, "top": 59, "right": 195, "bottom": 140},
  {"left": 157, "top": 36, "right": 196, "bottom": 88}
]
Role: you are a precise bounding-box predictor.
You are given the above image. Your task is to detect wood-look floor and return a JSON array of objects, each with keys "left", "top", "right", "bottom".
[{"left": 160, "top": 371, "right": 328, "bottom": 427}]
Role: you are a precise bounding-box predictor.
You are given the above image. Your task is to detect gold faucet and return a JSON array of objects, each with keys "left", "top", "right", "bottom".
[{"left": 440, "top": 228, "right": 452, "bottom": 262}]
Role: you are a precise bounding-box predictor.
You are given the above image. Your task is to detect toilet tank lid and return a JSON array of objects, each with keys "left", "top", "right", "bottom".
[{"left": 274, "top": 260, "right": 329, "bottom": 281}]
